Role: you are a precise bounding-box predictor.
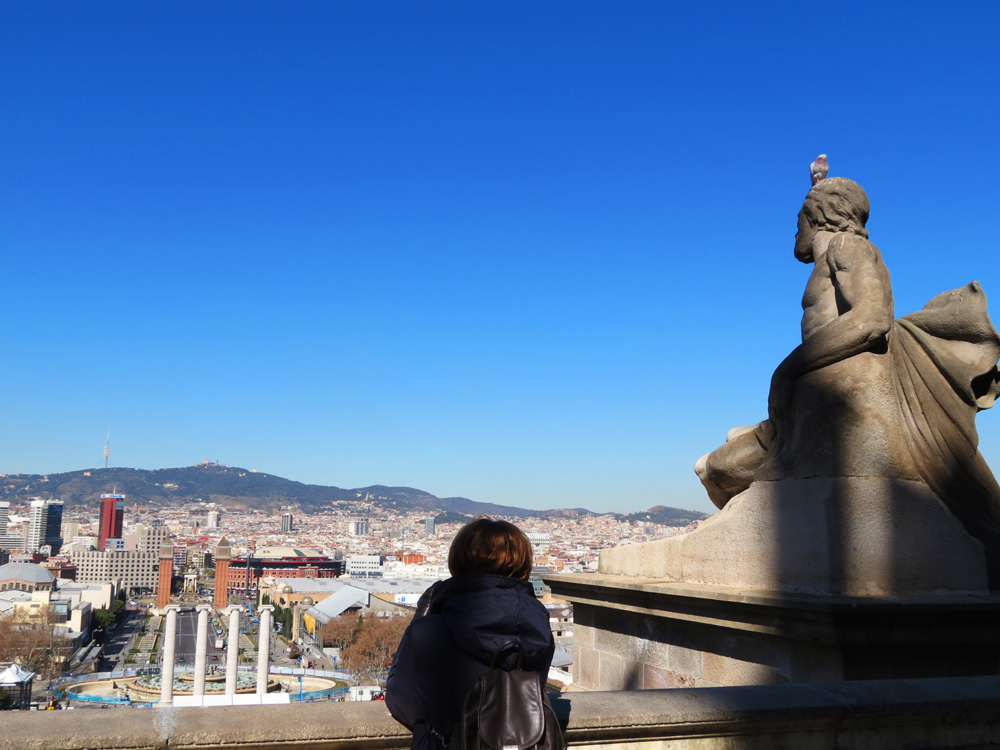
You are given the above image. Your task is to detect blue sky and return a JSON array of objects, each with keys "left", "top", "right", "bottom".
[{"left": 2, "top": 3, "right": 998, "bottom": 514}]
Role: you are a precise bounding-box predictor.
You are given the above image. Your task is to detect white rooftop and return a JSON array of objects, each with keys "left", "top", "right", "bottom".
[{"left": 0, "top": 663, "right": 34, "bottom": 685}]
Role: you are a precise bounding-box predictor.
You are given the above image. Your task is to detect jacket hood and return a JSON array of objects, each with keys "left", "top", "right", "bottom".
[{"left": 430, "top": 573, "right": 552, "bottom": 668}]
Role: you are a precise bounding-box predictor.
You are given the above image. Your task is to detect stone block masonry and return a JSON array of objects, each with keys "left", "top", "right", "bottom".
[{"left": 545, "top": 573, "right": 1000, "bottom": 690}]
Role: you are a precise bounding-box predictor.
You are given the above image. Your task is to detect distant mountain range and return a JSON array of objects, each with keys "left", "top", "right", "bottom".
[{"left": 0, "top": 464, "right": 709, "bottom": 526}]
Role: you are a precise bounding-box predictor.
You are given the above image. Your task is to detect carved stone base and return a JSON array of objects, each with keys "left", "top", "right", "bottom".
[
  {"left": 599, "top": 478, "right": 989, "bottom": 595},
  {"left": 541, "top": 573, "right": 1000, "bottom": 689}
]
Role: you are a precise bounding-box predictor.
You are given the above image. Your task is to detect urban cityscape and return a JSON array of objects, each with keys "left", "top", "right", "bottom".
[{"left": 0, "top": 469, "right": 699, "bottom": 710}]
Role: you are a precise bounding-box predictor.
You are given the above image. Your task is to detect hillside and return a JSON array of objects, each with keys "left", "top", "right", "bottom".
[{"left": 0, "top": 464, "right": 709, "bottom": 524}]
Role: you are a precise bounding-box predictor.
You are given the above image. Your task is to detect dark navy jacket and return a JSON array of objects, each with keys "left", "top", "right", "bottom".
[{"left": 385, "top": 574, "right": 555, "bottom": 749}]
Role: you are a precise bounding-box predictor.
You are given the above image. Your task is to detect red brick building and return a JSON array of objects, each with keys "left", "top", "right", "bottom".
[
  {"left": 224, "top": 546, "right": 342, "bottom": 595},
  {"left": 40, "top": 556, "right": 77, "bottom": 581}
]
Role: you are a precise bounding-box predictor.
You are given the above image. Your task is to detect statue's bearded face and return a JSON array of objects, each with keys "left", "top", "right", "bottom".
[{"left": 794, "top": 207, "right": 817, "bottom": 263}]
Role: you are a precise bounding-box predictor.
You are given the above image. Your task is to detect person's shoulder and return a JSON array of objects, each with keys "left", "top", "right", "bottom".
[
  {"left": 827, "top": 232, "right": 882, "bottom": 269},
  {"left": 403, "top": 611, "right": 457, "bottom": 653}
]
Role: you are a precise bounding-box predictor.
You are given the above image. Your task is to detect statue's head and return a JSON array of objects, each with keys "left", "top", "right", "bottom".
[
  {"left": 802, "top": 177, "right": 870, "bottom": 235},
  {"left": 795, "top": 177, "right": 870, "bottom": 261}
]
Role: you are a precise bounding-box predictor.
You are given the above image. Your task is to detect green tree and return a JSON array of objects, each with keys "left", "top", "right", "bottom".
[
  {"left": 270, "top": 603, "right": 293, "bottom": 637},
  {"left": 93, "top": 608, "right": 115, "bottom": 630}
]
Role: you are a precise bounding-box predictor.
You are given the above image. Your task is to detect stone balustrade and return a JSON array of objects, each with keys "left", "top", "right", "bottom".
[{"left": 4, "top": 676, "right": 1000, "bottom": 750}]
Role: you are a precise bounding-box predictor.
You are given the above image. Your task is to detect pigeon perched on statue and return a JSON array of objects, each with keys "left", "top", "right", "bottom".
[{"left": 810, "top": 154, "right": 829, "bottom": 185}]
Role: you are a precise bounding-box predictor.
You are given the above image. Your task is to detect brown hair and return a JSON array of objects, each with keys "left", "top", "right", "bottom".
[{"left": 448, "top": 517, "right": 534, "bottom": 580}]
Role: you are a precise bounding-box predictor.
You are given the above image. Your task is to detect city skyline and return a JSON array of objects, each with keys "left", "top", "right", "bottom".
[{"left": 2, "top": 4, "right": 999, "bottom": 514}]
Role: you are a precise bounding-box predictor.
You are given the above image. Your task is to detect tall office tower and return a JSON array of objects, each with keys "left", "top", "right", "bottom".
[
  {"left": 44, "top": 500, "right": 64, "bottom": 554},
  {"left": 280, "top": 512, "right": 293, "bottom": 533},
  {"left": 348, "top": 517, "right": 369, "bottom": 536},
  {"left": 27, "top": 500, "right": 46, "bottom": 551},
  {"left": 206, "top": 510, "right": 221, "bottom": 529},
  {"left": 26, "top": 499, "right": 64, "bottom": 554},
  {"left": 0, "top": 501, "right": 9, "bottom": 532},
  {"left": 98, "top": 493, "right": 125, "bottom": 551},
  {"left": 424, "top": 516, "right": 436, "bottom": 536}
]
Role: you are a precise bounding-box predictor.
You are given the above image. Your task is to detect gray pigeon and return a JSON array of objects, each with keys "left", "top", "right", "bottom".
[{"left": 810, "top": 154, "right": 829, "bottom": 185}]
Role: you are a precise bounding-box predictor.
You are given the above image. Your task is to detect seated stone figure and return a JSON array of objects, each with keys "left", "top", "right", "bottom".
[{"left": 695, "top": 177, "right": 1000, "bottom": 584}]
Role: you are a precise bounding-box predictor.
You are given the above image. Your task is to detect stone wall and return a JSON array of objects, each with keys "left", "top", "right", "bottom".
[
  {"left": 4, "top": 677, "right": 1000, "bottom": 750},
  {"left": 545, "top": 573, "right": 1000, "bottom": 690}
]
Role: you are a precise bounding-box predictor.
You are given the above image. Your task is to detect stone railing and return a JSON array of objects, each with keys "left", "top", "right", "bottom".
[{"left": 4, "top": 676, "right": 1000, "bottom": 750}]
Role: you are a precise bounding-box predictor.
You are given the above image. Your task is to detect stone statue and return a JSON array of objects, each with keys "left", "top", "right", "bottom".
[{"left": 695, "top": 177, "right": 1000, "bottom": 585}]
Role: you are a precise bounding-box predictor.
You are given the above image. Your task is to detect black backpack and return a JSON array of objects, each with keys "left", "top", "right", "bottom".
[{"left": 450, "top": 640, "right": 565, "bottom": 750}]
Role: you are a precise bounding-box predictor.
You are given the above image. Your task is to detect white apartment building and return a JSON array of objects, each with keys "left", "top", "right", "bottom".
[
  {"left": 0, "top": 534, "right": 25, "bottom": 552},
  {"left": 68, "top": 549, "right": 160, "bottom": 594},
  {"left": 124, "top": 524, "right": 172, "bottom": 553},
  {"left": 526, "top": 531, "right": 551, "bottom": 549},
  {"left": 344, "top": 554, "right": 385, "bottom": 578}
]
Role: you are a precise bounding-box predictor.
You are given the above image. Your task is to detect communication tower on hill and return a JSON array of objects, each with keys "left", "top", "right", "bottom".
[{"left": 104, "top": 429, "right": 110, "bottom": 469}]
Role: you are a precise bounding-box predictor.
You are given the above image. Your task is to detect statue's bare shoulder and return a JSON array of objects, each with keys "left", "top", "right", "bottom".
[
  {"left": 823, "top": 233, "right": 892, "bottom": 323},
  {"left": 825, "top": 232, "right": 884, "bottom": 273}
]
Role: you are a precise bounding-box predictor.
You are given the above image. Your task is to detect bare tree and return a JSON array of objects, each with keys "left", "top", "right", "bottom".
[
  {"left": 340, "top": 613, "right": 412, "bottom": 677},
  {"left": 0, "top": 609, "right": 71, "bottom": 676},
  {"left": 318, "top": 613, "right": 363, "bottom": 650}
]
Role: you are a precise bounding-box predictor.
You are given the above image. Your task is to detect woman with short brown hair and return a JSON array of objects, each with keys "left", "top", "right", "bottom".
[
  {"left": 447, "top": 517, "right": 534, "bottom": 580},
  {"left": 386, "top": 517, "right": 554, "bottom": 750}
]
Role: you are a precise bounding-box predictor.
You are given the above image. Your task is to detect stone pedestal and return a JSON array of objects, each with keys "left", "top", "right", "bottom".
[
  {"left": 543, "top": 573, "right": 1000, "bottom": 690},
  {"left": 599, "top": 478, "right": 989, "bottom": 595}
]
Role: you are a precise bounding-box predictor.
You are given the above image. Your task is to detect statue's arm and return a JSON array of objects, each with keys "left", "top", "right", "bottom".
[{"left": 779, "top": 236, "right": 892, "bottom": 381}]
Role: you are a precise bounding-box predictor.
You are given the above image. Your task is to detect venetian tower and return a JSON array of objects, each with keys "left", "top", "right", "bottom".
[
  {"left": 213, "top": 537, "right": 231, "bottom": 608},
  {"left": 156, "top": 542, "right": 174, "bottom": 609}
]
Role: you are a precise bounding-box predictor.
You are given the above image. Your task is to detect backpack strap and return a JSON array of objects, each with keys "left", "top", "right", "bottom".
[{"left": 489, "top": 639, "right": 524, "bottom": 670}]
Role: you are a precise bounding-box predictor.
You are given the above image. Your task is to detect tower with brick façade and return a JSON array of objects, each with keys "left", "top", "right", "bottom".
[
  {"left": 156, "top": 543, "right": 174, "bottom": 609},
  {"left": 214, "top": 537, "right": 231, "bottom": 608}
]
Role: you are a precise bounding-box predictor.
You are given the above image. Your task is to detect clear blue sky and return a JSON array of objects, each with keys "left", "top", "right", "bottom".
[{"left": 2, "top": 3, "right": 998, "bottom": 514}]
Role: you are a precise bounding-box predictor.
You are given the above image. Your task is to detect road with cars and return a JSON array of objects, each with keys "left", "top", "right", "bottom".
[{"left": 170, "top": 609, "right": 227, "bottom": 665}]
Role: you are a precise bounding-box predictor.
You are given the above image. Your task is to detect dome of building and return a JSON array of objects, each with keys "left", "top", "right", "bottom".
[
  {"left": 300, "top": 596, "right": 314, "bottom": 606},
  {"left": 281, "top": 585, "right": 293, "bottom": 594},
  {"left": 0, "top": 562, "right": 56, "bottom": 585}
]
